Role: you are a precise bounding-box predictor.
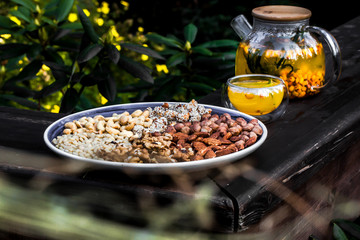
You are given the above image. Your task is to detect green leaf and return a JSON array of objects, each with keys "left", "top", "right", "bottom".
[
  {"left": 45, "top": 0, "right": 60, "bottom": 11},
  {"left": 0, "top": 43, "right": 29, "bottom": 60},
  {"left": 80, "top": 74, "right": 99, "bottom": 86},
  {"left": 153, "top": 76, "right": 181, "bottom": 101},
  {"left": 60, "top": 87, "right": 79, "bottom": 113},
  {"left": 69, "top": 72, "right": 83, "bottom": 84},
  {"left": 43, "top": 0, "right": 61, "bottom": 17},
  {"left": 146, "top": 33, "right": 182, "bottom": 49},
  {"left": 332, "top": 219, "right": 360, "bottom": 239},
  {"left": 34, "top": 70, "right": 69, "bottom": 99},
  {"left": 5, "top": 55, "right": 24, "bottom": 71},
  {"left": 0, "top": 29, "right": 15, "bottom": 35},
  {"left": 52, "top": 38, "right": 81, "bottom": 52},
  {"left": 198, "top": 39, "right": 239, "bottom": 48},
  {"left": 333, "top": 223, "right": 349, "bottom": 240},
  {"left": 166, "top": 52, "right": 186, "bottom": 67},
  {"left": 10, "top": 8, "right": 31, "bottom": 23},
  {"left": 106, "top": 44, "right": 120, "bottom": 64},
  {"left": 53, "top": 29, "right": 72, "bottom": 41},
  {"left": 191, "top": 46, "right": 213, "bottom": 56},
  {"left": 77, "top": 43, "right": 103, "bottom": 63},
  {"left": 59, "top": 22, "right": 82, "bottom": 29},
  {"left": 0, "top": 16, "right": 16, "bottom": 29},
  {"left": 43, "top": 61, "right": 70, "bottom": 73},
  {"left": 24, "top": 22, "right": 37, "bottom": 32},
  {"left": 76, "top": 94, "right": 94, "bottom": 111},
  {"left": 4, "top": 59, "right": 43, "bottom": 85},
  {"left": 26, "top": 43, "right": 42, "bottom": 60},
  {"left": 41, "top": 16, "right": 57, "bottom": 26},
  {"left": 212, "top": 51, "right": 236, "bottom": 60},
  {"left": 120, "top": 43, "right": 164, "bottom": 60},
  {"left": 118, "top": 56, "right": 153, "bottom": 84},
  {"left": 11, "top": 0, "right": 36, "bottom": 11},
  {"left": 183, "top": 82, "right": 215, "bottom": 92},
  {"left": 159, "top": 48, "right": 180, "bottom": 56},
  {"left": 56, "top": 0, "right": 74, "bottom": 22},
  {"left": 0, "top": 94, "right": 38, "bottom": 109},
  {"left": 98, "top": 76, "right": 116, "bottom": 102},
  {"left": 184, "top": 23, "right": 197, "bottom": 44},
  {"left": 77, "top": 5, "right": 100, "bottom": 43},
  {"left": 1, "top": 84, "right": 35, "bottom": 98},
  {"left": 43, "top": 49, "right": 65, "bottom": 65}
]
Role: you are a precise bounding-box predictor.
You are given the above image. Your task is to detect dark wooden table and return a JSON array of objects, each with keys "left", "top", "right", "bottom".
[{"left": 1, "top": 16, "right": 360, "bottom": 239}]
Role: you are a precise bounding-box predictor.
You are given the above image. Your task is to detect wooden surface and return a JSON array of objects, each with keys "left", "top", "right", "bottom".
[{"left": 0, "top": 15, "right": 360, "bottom": 238}]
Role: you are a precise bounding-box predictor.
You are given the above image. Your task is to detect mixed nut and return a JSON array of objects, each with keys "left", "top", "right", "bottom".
[{"left": 54, "top": 100, "right": 263, "bottom": 163}]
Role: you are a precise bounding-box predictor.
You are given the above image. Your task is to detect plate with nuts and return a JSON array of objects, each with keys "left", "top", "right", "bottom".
[{"left": 44, "top": 100, "right": 267, "bottom": 173}]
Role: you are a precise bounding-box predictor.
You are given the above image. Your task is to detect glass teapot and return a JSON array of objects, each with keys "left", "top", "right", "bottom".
[{"left": 231, "top": 5, "right": 341, "bottom": 99}]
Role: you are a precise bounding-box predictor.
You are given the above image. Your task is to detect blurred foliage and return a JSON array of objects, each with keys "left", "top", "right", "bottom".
[
  {"left": 331, "top": 219, "right": 360, "bottom": 240},
  {"left": 0, "top": 0, "right": 164, "bottom": 113},
  {"left": 0, "top": 0, "right": 239, "bottom": 113}
]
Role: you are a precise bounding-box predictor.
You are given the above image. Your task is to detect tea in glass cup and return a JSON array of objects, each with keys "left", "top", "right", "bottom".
[{"left": 223, "top": 74, "right": 289, "bottom": 122}]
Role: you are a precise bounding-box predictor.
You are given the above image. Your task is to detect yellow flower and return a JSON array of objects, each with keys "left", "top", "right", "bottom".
[
  {"left": 42, "top": 64, "right": 50, "bottom": 71},
  {"left": 115, "top": 44, "right": 121, "bottom": 51},
  {"left": 101, "top": 2, "right": 110, "bottom": 14},
  {"left": 51, "top": 105, "right": 60, "bottom": 113},
  {"left": 95, "top": 17, "right": 104, "bottom": 26},
  {"left": 156, "top": 64, "right": 169, "bottom": 74},
  {"left": 110, "top": 26, "right": 120, "bottom": 38},
  {"left": 116, "top": 36, "right": 124, "bottom": 42},
  {"left": 138, "top": 26, "right": 144, "bottom": 33},
  {"left": 141, "top": 54, "right": 149, "bottom": 61},
  {"left": 83, "top": 9, "right": 90, "bottom": 17},
  {"left": 121, "top": 1, "right": 129, "bottom": 8},
  {"left": 9, "top": 16, "right": 21, "bottom": 26},
  {"left": 184, "top": 41, "right": 191, "bottom": 51},
  {"left": 68, "top": 13, "right": 78, "bottom": 22},
  {"left": 100, "top": 95, "right": 108, "bottom": 104},
  {"left": 0, "top": 34, "right": 11, "bottom": 39}
]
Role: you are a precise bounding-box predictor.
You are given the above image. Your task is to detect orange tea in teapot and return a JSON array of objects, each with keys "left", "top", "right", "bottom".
[
  {"left": 231, "top": 5, "right": 341, "bottom": 99},
  {"left": 235, "top": 41, "right": 325, "bottom": 98}
]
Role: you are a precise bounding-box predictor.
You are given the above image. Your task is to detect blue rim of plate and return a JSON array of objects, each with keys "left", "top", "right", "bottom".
[{"left": 44, "top": 102, "right": 267, "bottom": 173}]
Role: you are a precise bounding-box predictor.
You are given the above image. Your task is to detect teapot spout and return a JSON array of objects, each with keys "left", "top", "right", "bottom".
[{"left": 231, "top": 15, "right": 252, "bottom": 39}]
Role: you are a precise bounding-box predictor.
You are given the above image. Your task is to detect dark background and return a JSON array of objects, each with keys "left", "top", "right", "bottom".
[{"left": 110, "top": 0, "right": 358, "bottom": 42}]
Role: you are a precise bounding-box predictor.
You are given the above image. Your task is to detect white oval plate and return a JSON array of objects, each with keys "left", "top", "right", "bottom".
[{"left": 44, "top": 102, "right": 267, "bottom": 173}]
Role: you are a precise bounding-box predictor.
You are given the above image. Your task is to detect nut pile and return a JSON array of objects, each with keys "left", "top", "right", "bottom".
[
  {"left": 52, "top": 100, "right": 263, "bottom": 163},
  {"left": 163, "top": 112, "right": 263, "bottom": 161}
]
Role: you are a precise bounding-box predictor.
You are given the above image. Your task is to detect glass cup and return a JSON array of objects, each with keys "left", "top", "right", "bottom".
[{"left": 222, "top": 74, "right": 289, "bottom": 123}]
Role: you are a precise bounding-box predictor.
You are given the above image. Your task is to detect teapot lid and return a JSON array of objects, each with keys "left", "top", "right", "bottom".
[{"left": 252, "top": 5, "right": 312, "bottom": 21}]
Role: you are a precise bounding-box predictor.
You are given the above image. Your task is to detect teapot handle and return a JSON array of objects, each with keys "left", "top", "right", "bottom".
[{"left": 306, "top": 26, "right": 342, "bottom": 90}]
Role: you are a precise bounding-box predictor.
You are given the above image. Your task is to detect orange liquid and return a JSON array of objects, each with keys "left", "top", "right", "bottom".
[{"left": 228, "top": 79, "right": 284, "bottom": 115}]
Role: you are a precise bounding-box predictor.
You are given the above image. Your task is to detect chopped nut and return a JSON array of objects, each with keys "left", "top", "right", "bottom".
[
  {"left": 193, "top": 141, "right": 207, "bottom": 151},
  {"left": 204, "top": 149, "right": 216, "bottom": 159},
  {"left": 201, "top": 138, "right": 222, "bottom": 146}
]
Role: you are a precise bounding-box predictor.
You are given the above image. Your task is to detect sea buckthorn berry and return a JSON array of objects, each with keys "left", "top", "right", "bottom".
[{"left": 245, "top": 93, "right": 254, "bottom": 99}]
